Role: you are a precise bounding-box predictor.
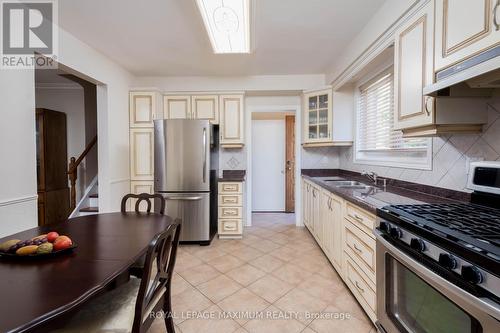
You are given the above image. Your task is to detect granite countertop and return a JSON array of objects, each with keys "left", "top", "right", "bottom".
[
  {"left": 218, "top": 170, "right": 246, "bottom": 182},
  {"left": 302, "top": 170, "right": 468, "bottom": 214}
]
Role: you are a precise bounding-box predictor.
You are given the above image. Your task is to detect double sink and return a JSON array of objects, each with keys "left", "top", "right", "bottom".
[{"left": 317, "top": 177, "right": 378, "bottom": 191}]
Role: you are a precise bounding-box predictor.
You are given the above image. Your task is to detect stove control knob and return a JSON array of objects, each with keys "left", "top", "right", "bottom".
[
  {"left": 438, "top": 253, "right": 458, "bottom": 270},
  {"left": 461, "top": 266, "right": 483, "bottom": 284},
  {"left": 379, "top": 222, "right": 390, "bottom": 233},
  {"left": 410, "top": 238, "right": 426, "bottom": 252},
  {"left": 389, "top": 227, "right": 403, "bottom": 239}
]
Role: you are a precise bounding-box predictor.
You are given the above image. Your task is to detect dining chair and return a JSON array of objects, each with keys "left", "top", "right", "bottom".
[
  {"left": 54, "top": 222, "right": 181, "bottom": 333},
  {"left": 121, "top": 193, "right": 169, "bottom": 278},
  {"left": 121, "top": 193, "right": 166, "bottom": 215}
]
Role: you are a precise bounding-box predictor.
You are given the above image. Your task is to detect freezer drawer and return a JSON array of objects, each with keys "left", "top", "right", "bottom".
[{"left": 157, "top": 192, "right": 210, "bottom": 242}]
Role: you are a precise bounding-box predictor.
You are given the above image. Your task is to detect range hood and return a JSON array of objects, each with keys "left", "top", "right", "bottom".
[{"left": 423, "top": 45, "right": 500, "bottom": 97}]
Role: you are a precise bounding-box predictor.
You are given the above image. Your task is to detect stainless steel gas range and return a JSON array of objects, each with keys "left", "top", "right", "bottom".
[{"left": 375, "top": 162, "right": 500, "bottom": 333}]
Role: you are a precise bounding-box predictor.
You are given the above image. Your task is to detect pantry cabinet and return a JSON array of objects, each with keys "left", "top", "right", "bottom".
[
  {"left": 129, "top": 92, "right": 157, "bottom": 127},
  {"left": 393, "top": 2, "right": 435, "bottom": 131},
  {"left": 129, "top": 128, "right": 154, "bottom": 181},
  {"left": 435, "top": 0, "right": 500, "bottom": 72},
  {"left": 219, "top": 94, "right": 244, "bottom": 147}
]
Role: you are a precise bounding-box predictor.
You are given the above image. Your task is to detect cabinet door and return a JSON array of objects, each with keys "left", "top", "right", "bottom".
[
  {"left": 303, "top": 89, "right": 333, "bottom": 143},
  {"left": 130, "top": 128, "right": 154, "bottom": 181},
  {"left": 220, "top": 95, "right": 244, "bottom": 146},
  {"left": 192, "top": 95, "right": 219, "bottom": 124},
  {"left": 394, "top": 3, "right": 434, "bottom": 130},
  {"left": 164, "top": 95, "right": 191, "bottom": 119},
  {"left": 130, "top": 181, "right": 154, "bottom": 211},
  {"left": 435, "top": 0, "right": 499, "bottom": 71},
  {"left": 330, "top": 195, "right": 343, "bottom": 270},
  {"left": 302, "top": 180, "right": 309, "bottom": 227},
  {"left": 320, "top": 192, "right": 334, "bottom": 259},
  {"left": 130, "top": 92, "right": 155, "bottom": 127},
  {"left": 312, "top": 186, "right": 320, "bottom": 239}
]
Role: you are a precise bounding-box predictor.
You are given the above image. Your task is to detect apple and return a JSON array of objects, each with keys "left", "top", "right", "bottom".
[
  {"left": 53, "top": 239, "right": 72, "bottom": 251},
  {"left": 54, "top": 235, "right": 71, "bottom": 244},
  {"left": 47, "top": 232, "right": 59, "bottom": 243}
]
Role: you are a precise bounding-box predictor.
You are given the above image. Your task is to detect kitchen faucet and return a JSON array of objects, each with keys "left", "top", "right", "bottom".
[{"left": 362, "top": 171, "right": 378, "bottom": 184}]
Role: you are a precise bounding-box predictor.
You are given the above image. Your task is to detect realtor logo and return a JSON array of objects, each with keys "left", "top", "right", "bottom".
[{"left": 1, "top": 0, "right": 58, "bottom": 69}]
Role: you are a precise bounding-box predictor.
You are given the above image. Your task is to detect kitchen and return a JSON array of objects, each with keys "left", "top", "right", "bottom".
[{"left": 0, "top": 0, "right": 499, "bottom": 332}]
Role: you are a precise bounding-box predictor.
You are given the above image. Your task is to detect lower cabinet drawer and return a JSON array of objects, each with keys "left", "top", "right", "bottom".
[
  {"left": 219, "top": 219, "right": 242, "bottom": 235},
  {"left": 345, "top": 221, "right": 376, "bottom": 283},
  {"left": 345, "top": 254, "right": 377, "bottom": 316},
  {"left": 219, "top": 206, "right": 242, "bottom": 218},
  {"left": 345, "top": 203, "right": 376, "bottom": 236},
  {"left": 219, "top": 194, "right": 242, "bottom": 206}
]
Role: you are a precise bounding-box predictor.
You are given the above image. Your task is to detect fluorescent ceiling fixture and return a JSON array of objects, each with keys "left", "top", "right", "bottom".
[{"left": 195, "top": 0, "right": 251, "bottom": 54}]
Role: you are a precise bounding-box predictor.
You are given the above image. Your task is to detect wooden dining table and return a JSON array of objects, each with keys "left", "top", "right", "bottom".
[{"left": 0, "top": 212, "right": 175, "bottom": 333}]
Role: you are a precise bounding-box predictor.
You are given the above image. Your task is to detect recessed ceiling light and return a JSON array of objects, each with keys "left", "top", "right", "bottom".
[{"left": 195, "top": 0, "right": 251, "bottom": 54}]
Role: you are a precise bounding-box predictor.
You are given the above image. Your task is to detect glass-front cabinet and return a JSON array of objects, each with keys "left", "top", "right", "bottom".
[{"left": 303, "top": 88, "right": 333, "bottom": 145}]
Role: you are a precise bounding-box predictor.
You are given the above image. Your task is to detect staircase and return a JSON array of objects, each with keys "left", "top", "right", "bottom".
[{"left": 79, "top": 193, "right": 99, "bottom": 215}]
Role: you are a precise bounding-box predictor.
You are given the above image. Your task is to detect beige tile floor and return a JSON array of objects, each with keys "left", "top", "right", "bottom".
[{"left": 150, "top": 213, "right": 376, "bottom": 333}]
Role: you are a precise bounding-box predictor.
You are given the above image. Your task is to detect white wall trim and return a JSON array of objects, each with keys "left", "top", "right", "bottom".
[
  {"left": 329, "top": 0, "right": 428, "bottom": 89},
  {"left": 246, "top": 104, "right": 302, "bottom": 227},
  {"left": 0, "top": 195, "right": 38, "bottom": 207},
  {"left": 110, "top": 178, "right": 130, "bottom": 185}
]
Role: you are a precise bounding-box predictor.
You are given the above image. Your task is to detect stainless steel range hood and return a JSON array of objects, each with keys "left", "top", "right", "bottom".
[{"left": 423, "top": 45, "right": 500, "bottom": 97}]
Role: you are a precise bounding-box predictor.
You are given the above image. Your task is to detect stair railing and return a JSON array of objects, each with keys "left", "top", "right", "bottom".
[{"left": 68, "top": 135, "right": 97, "bottom": 210}]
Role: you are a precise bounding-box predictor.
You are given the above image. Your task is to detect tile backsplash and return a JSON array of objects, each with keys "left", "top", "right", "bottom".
[
  {"left": 302, "top": 146, "right": 340, "bottom": 169},
  {"left": 340, "top": 99, "right": 500, "bottom": 193}
]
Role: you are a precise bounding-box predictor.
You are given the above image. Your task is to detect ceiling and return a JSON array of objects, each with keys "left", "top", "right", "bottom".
[{"left": 58, "top": 0, "right": 386, "bottom": 76}]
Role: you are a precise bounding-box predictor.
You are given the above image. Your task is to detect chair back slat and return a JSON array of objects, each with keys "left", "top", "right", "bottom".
[
  {"left": 121, "top": 193, "right": 166, "bottom": 215},
  {"left": 132, "top": 221, "right": 181, "bottom": 333}
]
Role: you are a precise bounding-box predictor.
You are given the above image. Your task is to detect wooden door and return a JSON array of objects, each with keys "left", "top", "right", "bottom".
[
  {"left": 220, "top": 95, "right": 244, "bottom": 147},
  {"left": 129, "top": 92, "right": 155, "bottom": 127},
  {"left": 285, "top": 116, "right": 295, "bottom": 212},
  {"left": 394, "top": 2, "right": 434, "bottom": 130},
  {"left": 191, "top": 95, "right": 219, "bottom": 124},
  {"left": 163, "top": 95, "right": 191, "bottom": 119},
  {"left": 435, "top": 0, "right": 499, "bottom": 71}
]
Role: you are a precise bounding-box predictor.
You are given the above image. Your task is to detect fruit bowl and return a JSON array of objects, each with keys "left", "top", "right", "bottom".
[
  {"left": 0, "top": 243, "right": 77, "bottom": 259},
  {"left": 0, "top": 232, "right": 76, "bottom": 259}
]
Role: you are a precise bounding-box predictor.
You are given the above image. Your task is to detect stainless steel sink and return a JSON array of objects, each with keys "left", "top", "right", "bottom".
[
  {"left": 324, "top": 180, "right": 364, "bottom": 186},
  {"left": 337, "top": 185, "right": 377, "bottom": 190}
]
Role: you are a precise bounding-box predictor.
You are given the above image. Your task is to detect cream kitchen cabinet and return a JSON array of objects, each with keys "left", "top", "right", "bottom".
[
  {"left": 311, "top": 184, "right": 320, "bottom": 241},
  {"left": 393, "top": 2, "right": 487, "bottom": 137},
  {"left": 219, "top": 94, "right": 244, "bottom": 148},
  {"left": 303, "top": 88, "right": 333, "bottom": 145},
  {"left": 320, "top": 189, "right": 343, "bottom": 272},
  {"left": 393, "top": 2, "right": 435, "bottom": 131},
  {"left": 191, "top": 95, "right": 219, "bottom": 124},
  {"left": 130, "top": 128, "right": 154, "bottom": 181},
  {"left": 129, "top": 180, "right": 154, "bottom": 211},
  {"left": 163, "top": 95, "right": 191, "bottom": 119},
  {"left": 218, "top": 181, "right": 244, "bottom": 239},
  {"left": 129, "top": 92, "right": 157, "bottom": 127},
  {"left": 435, "top": 0, "right": 500, "bottom": 72}
]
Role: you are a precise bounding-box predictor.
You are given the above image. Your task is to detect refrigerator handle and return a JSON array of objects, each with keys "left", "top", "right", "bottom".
[
  {"left": 164, "top": 196, "right": 202, "bottom": 201},
  {"left": 203, "top": 127, "right": 207, "bottom": 183}
]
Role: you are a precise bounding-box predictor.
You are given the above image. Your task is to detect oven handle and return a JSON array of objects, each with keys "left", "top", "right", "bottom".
[{"left": 375, "top": 230, "right": 500, "bottom": 321}]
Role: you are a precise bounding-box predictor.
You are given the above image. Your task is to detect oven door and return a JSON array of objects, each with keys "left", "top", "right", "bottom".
[{"left": 375, "top": 230, "right": 500, "bottom": 333}]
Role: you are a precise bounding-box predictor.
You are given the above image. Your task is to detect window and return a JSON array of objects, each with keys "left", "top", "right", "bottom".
[{"left": 355, "top": 68, "right": 431, "bottom": 169}]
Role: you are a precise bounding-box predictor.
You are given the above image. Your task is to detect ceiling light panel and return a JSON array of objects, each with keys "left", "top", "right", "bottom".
[{"left": 195, "top": 0, "right": 251, "bottom": 54}]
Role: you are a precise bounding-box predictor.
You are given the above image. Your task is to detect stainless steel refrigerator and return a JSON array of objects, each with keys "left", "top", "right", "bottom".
[{"left": 154, "top": 119, "right": 218, "bottom": 244}]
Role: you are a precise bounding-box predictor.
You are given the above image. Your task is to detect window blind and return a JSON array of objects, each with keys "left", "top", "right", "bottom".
[{"left": 357, "top": 70, "right": 427, "bottom": 151}]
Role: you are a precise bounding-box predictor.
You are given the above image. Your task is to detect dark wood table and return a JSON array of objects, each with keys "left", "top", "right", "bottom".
[{"left": 0, "top": 212, "right": 174, "bottom": 333}]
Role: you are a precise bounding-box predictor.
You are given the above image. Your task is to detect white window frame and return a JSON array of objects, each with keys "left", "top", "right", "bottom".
[{"left": 354, "top": 66, "right": 432, "bottom": 170}]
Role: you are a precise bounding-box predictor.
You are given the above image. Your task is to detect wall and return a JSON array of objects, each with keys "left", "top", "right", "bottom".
[
  {"left": 35, "top": 86, "right": 86, "bottom": 200},
  {"left": 0, "top": 27, "right": 133, "bottom": 237},
  {"left": 340, "top": 100, "right": 500, "bottom": 192}
]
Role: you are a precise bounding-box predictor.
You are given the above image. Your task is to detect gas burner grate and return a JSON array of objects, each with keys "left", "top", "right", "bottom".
[{"left": 391, "top": 203, "right": 500, "bottom": 247}]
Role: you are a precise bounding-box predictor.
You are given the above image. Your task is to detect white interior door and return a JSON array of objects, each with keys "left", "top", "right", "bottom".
[{"left": 252, "top": 119, "right": 285, "bottom": 211}]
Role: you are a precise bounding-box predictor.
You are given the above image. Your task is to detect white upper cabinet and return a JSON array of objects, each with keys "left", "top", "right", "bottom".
[
  {"left": 303, "top": 88, "right": 333, "bottom": 145},
  {"left": 394, "top": 2, "right": 435, "bottom": 130},
  {"left": 191, "top": 95, "right": 219, "bottom": 124},
  {"left": 164, "top": 95, "right": 191, "bottom": 119},
  {"left": 129, "top": 92, "right": 156, "bottom": 128},
  {"left": 219, "top": 94, "right": 244, "bottom": 147},
  {"left": 435, "top": 0, "right": 500, "bottom": 71}
]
